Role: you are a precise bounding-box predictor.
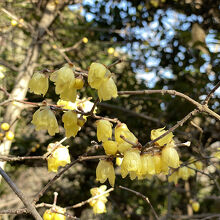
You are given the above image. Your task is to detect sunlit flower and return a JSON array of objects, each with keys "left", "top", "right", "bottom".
[
  {"left": 47, "top": 145, "right": 70, "bottom": 172},
  {"left": 162, "top": 145, "right": 179, "bottom": 168},
  {"left": 103, "top": 140, "right": 118, "bottom": 155},
  {"left": 96, "top": 120, "right": 112, "bottom": 142},
  {"left": 29, "top": 72, "right": 48, "bottom": 96},
  {"left": 151, "top": 127, "right": 174, "bottom": 147},
  {"left": 31, "top": 107, "right": 59, "bottom": 136},
  {"left": 96, "top": 160, "right": 115, "bottom": 187}
]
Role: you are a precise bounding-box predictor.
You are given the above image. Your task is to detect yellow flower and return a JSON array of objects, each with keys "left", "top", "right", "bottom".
[
  {"left": 151, "top": 127, "right": 174, "bottom": 147},
  {"left": 168, "top": 171, "right": 179, "bottom": 184},
  {"left": 74, "top": 76, "right": 84, "bottom": 89},
  {"left": 103, "top": 140, "right": 118, "bottom": 155},
  {"left": 161, "top": 145, "right": 179, "bottom": 168},
  {"left": 29, "top": 72, "right": 49, "bottom": 96},
  {"left": 62, "top": 111, "right": 80, "bottom": 138},
  {"left": 98, "top": 77, "right": 118, "bottom": 101},
  {"left": 31, "top": 107, "right": 59, "bottom": 136},
  {"left": 195, "top": 161, "right": 203, "bottom": 170},
  {"left": 47, "top": 145, "right": 71, "bottom": 172},
  {"left": 43, "top": 207, "right": 66, "bottom": 220},
  {"left": 178, "top": 166, "right": 190, "bottom": 180},
  {"left": 153, "top": 154, "right": 162, "bottom": 174},
  {"left": 11, "top": 19, "right": 17, "bottom": 26},
  {"left": 50, "top": 64, "right": 76, "bottom": 102},
  {"left": 1, "top": 122, "right": 10, "bottom": 131},
  {"left": 115, "top": 123, "right": 138, "bottom": 153},
  {"left": 108, "top": 47, "right": 115, "bottom": 54},
  {"left": 82, "top": 37, "right": 88, "bottom": 43},
  {"left": 43, "top": 209, "right": 54, "bottom": 220},
  {"left": 139, "top": 154, "right": 156, "bottom": 175},
  {"left": 192, "top": 201, "right": 200, "bottom": 212},
  {"left": 214, "top": 148, "right": 220, "bottom": 159},
  {"left": 96, "top": 160, "right": 115, "bottom": 187},
  {"left": 93, "top": 200, "right": 106, "bottom": 214},
  {"left": 90, "top": 185, "right": 109, "bottom": 206},
  {"left": 5, "top": 131, "right": 14, "bottom": 141},
  {"left": 96, "top": 120, "right": 112, "bottom": 142},
  {"left": 57, "top": 99, "right": 77, "bottom": 110},
  {"left": 88, "top": 62, "right": 111, "bottom": 89},
  {"left": 116, "top": 157, "right": 123, "bottom": 166},
  {"left": 121, "top": 148, "right": 141, "bottom": 173}
]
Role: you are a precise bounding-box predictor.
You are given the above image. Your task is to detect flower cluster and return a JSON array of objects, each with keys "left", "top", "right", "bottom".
[
  {"left": 89, "top": 185, "right": 109, "bottom": 214},
  {"left": 95, "top": 124, "right": 184, "bottom": 185},
  {"left": 88, "top": 62, "right": 118, "bottom": 101},
  {"left": 0, "top": 122, "right": 14, "bottom": 141},
  {"left": 31, "top": 106, "right": 59, "bottom": 136},
  {"left": 47, "top": 143, "right": 71, "bottom": 173},
  {"left": 43, "top": 206, "right": 66, "bottom": 220},
  {"left": 168, "top": 157, "right": 203, "bottom": 184}
]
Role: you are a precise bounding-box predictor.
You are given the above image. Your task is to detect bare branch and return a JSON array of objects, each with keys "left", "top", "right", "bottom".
[
  {"left": 203, "top": 81, "right": 220, "bottom": 104},
  {"left": 0, "top": 167, "right": 42, "bottom": 220},
  {"left": 119, "top": 185, "right": 159, "bottom": 220}
]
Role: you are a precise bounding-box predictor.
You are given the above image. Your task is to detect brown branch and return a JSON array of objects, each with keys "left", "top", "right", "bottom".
[
  {"left": 203, "top": 81, "right": 220, "bottom": 104},
  {"left": 32, "top": 153, "right": 109, "bottom": 204},
  {"left": 66, "top": 187, "right": 114, "bottom": 209},
  {"left": 0, "top": 167, "right": 42, "bottom": 220},
  {"left": 0, "top": 155, "right": 44, "bottom": 162},
  {"left": 118, "top": 90, "right": 220, "bottom": 121},
  {"left": 60, "top": 38, "right": 84, "bottom": 52},
  {"left": 107, "top": 59, "right": 123, "bottom": 69},
  {"left": 119, "top": 185, "right": 159, "bottom": 220},
  {"left": 0, "top": 59, "right": 19, "bottom": 72},
  {"left": 143, "top": 109, "right": 199, "bottom": 148}
]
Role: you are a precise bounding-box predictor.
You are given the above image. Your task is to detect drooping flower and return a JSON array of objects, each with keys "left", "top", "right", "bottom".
[
  {"left": 43, "top": 206, "right": 66, "bottom": 220},
  {"left": 96, "top": 120, "right": 112, "bottom": 142},
  {"left": 62, "top": 111, "right": 80, "bottom": 138},
  {"left": 31, "top": 107, "right": 59, "bottom": 136},
  {"left": 161, "top": 145, "right": 179, "bottom": 168},
  {"left": 92, "top": 200, "right": 106, "bottom": 214},
  {"left": 29, "top": 72, "right": 49, "bottom": 96},
  {"left": 88, "top": 62, "right": 111, "bottom": 89},
  {"left": 192, "top": 201, "right": 200, "bottom": 212},
  {"left": 96, "top": 160, "right": 115, "bottom": 187},
  {"left": 97, "top": 77, "right": 118, "bottom": 101},
  {"left": 47, "top": 145, "right": 71, "bottom": 173},
  {"left": 121, "top": 148, "right": 141, "bottom": 174},
  {"left": 103, "top": 140, "right": 118, "bottom": 155},
  {"left": 50, "top": 64, "right": 76, "bottom": 102},
  {"left": 151, "top": 127, "right": 174, "bottom": 147}
]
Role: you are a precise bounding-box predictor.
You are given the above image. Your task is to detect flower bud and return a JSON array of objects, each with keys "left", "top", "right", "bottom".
[
  {"left": 103, "top": 140, "right": 118, "bottom": 155},
  {"left": 62, "top": 111, "right": 80, "bottom": 138},
  {"left": 43, "top": 209, "right": 54, "bottom": 220},
  {"left": 192, "top": 201, "right": 200, "bottom": 212},
  {"left": 74, "top": 77, "right": 84, "bottom": 89},
  {"left": 1, "top": 122, "right": 10, "bottom": 131},
  {"left": 29, "top": 72, "right": 49, "bottom": 96},
  {"left": 121, "top": 148, "right": 141, "bottom": 173},
  {"left": 96, "top": 120, "right": 112, "bottom": 142},
  {"left": 151, "top": 127, "right": 174, "bottom": 147},
  {"left": 88, "top": 63, "right": 110, "bottom": 89},
  {"left": 96, "top": 160, "right": 115, "bottom": 187},
  {"left": 6, "top": 131, "right": 14, "bottom": 140},
  {"left": 98, "top": 77, "right": 118, "bottom": 101},
  {"left": 116, "top": 157, "right": 123, "bottom": 166},
  {"left": 47, "top": 145, "right": 71, "bottom": 172},
  {"left": 32, "top": 107, "right": 59, "bottom": 136},
  {"left": 162, "top": 145, "right": 179, "bottom": 168}
]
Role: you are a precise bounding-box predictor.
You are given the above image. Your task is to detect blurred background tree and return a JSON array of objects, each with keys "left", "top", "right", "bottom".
[{"left": 0, "top": 0, "right": 219, "bottom": 219}]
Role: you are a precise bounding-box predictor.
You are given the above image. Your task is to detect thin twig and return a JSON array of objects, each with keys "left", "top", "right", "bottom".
[
  {"left": 119, "top": 185, "right": 159, "bottom": 220},
  {"left": 203, "top": 81, "right": 220, "bottom": 104},
  {"left": 107, "top": 59, "right": 123, "bottom": 69},
  {"left": 66, "top": 188, "right": 114, "bottom": 209},
  {"left": 143, "top": 109, "right": 199, "bottom": 148},
  {"left": 0, "top": 167, "right": 42, "bottom": 220}
]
